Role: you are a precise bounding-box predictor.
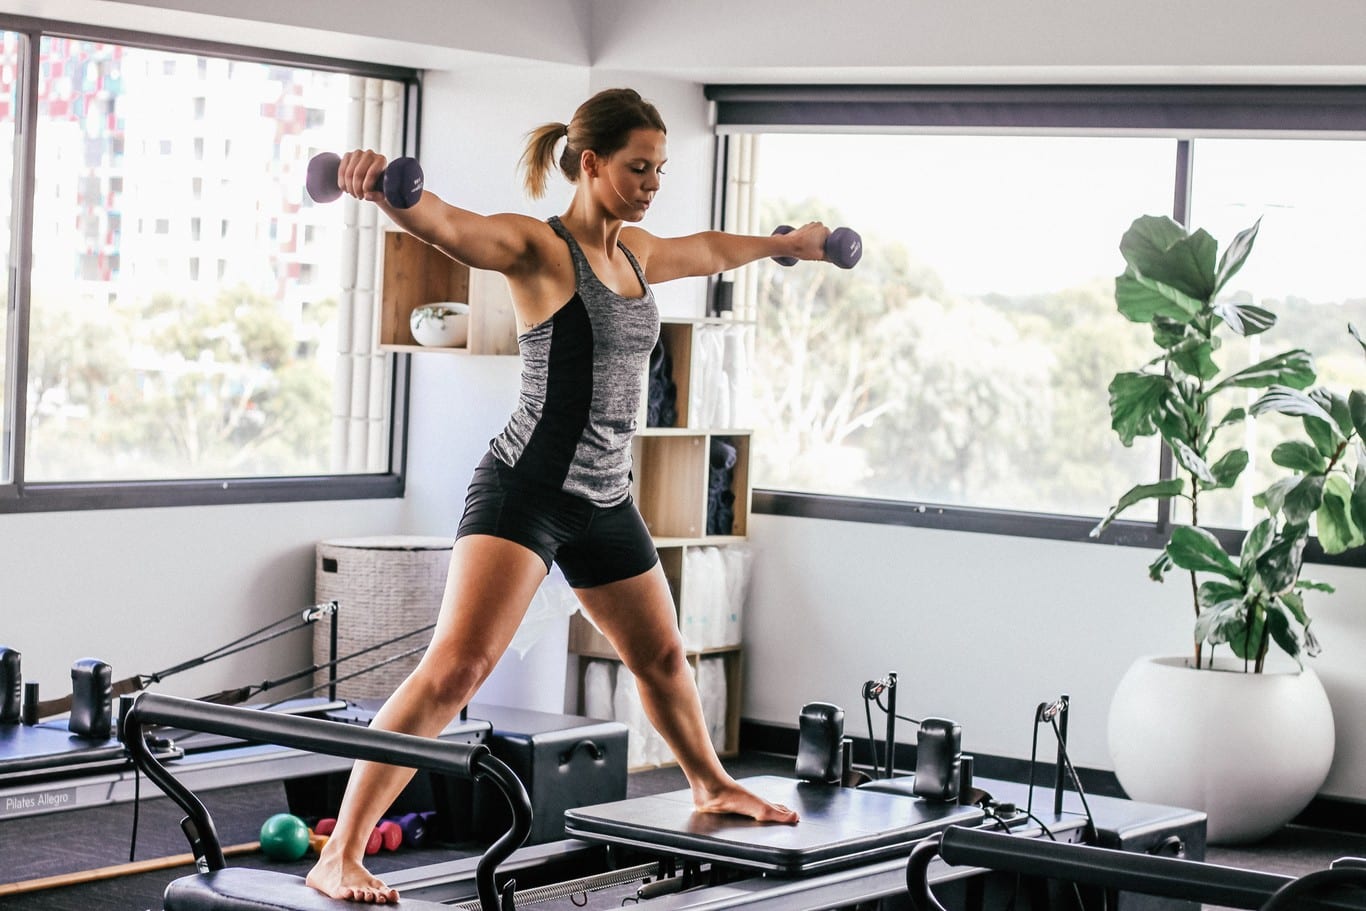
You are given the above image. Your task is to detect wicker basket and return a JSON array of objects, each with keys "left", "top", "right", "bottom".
[{"left": 313, "top": 536, "right": 454, "bottom": 701}]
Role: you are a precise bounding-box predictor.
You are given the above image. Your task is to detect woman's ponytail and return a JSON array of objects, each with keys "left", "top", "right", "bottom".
[{"left": 519, "top": 121, "right": 569, "bottom": 199}]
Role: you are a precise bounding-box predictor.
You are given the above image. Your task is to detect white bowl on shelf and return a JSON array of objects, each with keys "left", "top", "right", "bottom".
[{"left": 409, "top": 303, "right": 470, "bottom": 348}]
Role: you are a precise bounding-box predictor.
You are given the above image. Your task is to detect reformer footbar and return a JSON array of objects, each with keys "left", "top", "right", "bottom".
[{"left": 120, "top": 692, "right": 532, "bottom": 911}]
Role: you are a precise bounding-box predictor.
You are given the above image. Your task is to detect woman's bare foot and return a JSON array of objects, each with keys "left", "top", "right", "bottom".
[
  {"left": 693, "top": 778, "right": 800, "bottom": 824},
  {"left": 305, "top": 845, "right": 399, "bottom": 904}
]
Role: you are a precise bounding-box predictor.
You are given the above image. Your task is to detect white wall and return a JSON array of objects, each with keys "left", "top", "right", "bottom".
[
  {"left": 3, "top": 0, "right": 1364, "bottom": 801},
  {"left": 0, "top": 499, "right": 405, "bottom": 705}
]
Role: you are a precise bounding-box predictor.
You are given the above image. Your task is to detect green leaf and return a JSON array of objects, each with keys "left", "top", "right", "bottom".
[
  {"left": 1211, "top": 350, "right": 1316, "bottom": 395},
  {"left": 1265, "top": 602, "right": 1302, "bottom": 664},
  {"left": 1170, "top": 437, "right": 1215, "bottom": 484},
  {"left": 1256, "top": 525, "right": 1308, "bottom": 594},
  {"left": 1271, "top": 440, "right": 1327, "bottom": 473},
  {"left": 1198, "top": 580, "right": 1246, "bottom": 612},
  {"left": 1310, "top": 388, "right": 1353, "bottom": 438},
  {"left": 1212, "top": 219, "right": 1261, "bottom": 295},
  {"left": 1091, "top": 479, "right": 1185, "bottom": 537},
  {"left": 1170, "top": 340, "right": 1220, "bottom": 382},
  {"left": 1254, "top": 476, "right": 1299, "bottom": 517},
  {"left": 1109, "top": 373, "right": 1173, "bottom": 445},
  {"left": 1203, "top": 449, "right": 1249, "bottom": 490},
  {"left": 1195, "top": 599, "right": 1245, "bottom": 645},
  {"left": 1350, "top": 390, "right": 1366, "bottom": 441},
  {"left": 1279, "top": 590, "right": 1309, "bottom": 625},
  {"left": 1251, "top": 384, "right": 1338, "bottom": 424},
  {"left": 1223, "top": 605, "right": 1265, "bottom": 661},
  {"left": 1306, "top": 411, "right": 1342, "bottom": 459},
  {"left": 1240, "top": 518, "right": 1274, "bottom": 572},
  {"left": 1167, "top": 525, "right": 1241, "bottom": 579},
  {"left": 1116, "top": 273, "right": 1199, "bottom": 323},
  {"left": 1352, "top": 469, "right": 1366, "bottom": 545},
  {"left": 1296, "top": 579, "right": 1336, "bottom": 594},
  {"left": 1283, "top": 474, "right": 1326, "bottom": 525},
  {"left": 1214, "top": 407, "right": 1247, "bottom": 431},
  {"left": 1148, "top": 550, "right": 1174, "bottom": 582},
  {"left": 1120, "top": 216, "right": 1218, "bottom": 303},
  {"left": 1151, "top": 317, "right": 1190, "bottom": 349},
  {"left": 1318, "top": 474, "right": 1364, "bottom": 555},
  {"left": 1211, "top": 301, "right": 1276, "bottom": 337}
]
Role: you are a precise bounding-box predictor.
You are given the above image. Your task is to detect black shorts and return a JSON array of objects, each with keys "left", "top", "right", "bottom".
[{"left": 456, "top": 451, "right": 659, "bottom": 589}]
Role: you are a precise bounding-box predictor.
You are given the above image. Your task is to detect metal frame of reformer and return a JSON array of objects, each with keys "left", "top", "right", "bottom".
[{"left": 906, "top": 826, "right": 1366, "bottom": 911}]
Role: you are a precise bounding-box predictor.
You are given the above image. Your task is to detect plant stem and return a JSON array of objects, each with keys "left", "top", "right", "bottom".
[{"left": 1189, "top": 471, "right": 1203, "bottom": 669}]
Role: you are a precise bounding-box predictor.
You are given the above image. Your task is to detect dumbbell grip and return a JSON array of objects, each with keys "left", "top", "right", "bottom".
[{"left": 306, "top": 153, "right": 424, "bottom": 209}]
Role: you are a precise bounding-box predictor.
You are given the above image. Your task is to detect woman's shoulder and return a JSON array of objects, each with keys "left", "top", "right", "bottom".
[{"left": 619, "top": 226, "right": 658, "bottom": 261}]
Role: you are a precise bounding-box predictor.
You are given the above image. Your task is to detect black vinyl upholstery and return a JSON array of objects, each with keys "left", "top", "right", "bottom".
[{"left": 163, "top": 868, "right": 453, "bottom": 910}]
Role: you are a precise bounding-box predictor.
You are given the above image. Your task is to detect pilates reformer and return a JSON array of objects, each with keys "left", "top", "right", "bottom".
[
  {"left": 119, "top": 689, "right": 1213, "bottom": 911},
  {"left": 907, "top": 826, "right": 1366, "bottom": 911}
]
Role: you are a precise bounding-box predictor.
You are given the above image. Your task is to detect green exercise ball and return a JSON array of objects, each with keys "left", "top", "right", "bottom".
[{"left": 259, "top": 812, "right": 311, "bottom": 861}]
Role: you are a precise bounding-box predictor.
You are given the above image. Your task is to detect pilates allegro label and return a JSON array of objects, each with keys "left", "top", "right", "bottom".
[{"left": 3, "top": 787, "right": 77, "bottom": 815}]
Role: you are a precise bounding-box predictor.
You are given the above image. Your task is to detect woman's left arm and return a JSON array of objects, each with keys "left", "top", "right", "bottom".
[{"left": 624, "top": 222, "right": 829, "bottom": 283}]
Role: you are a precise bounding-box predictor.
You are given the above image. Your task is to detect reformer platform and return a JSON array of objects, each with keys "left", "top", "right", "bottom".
[{"left": 565, "top": 774, "right": 985, "bottom": 875}]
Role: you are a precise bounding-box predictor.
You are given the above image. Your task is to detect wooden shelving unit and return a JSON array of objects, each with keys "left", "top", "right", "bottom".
[
  {"left": 378, "top": 230, "right": 518, "bottom": 355},
  {"left": 570, "top": 317, "right": 755, "bottom": 765}
]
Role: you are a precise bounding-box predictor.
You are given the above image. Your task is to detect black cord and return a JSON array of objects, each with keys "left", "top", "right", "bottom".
[
  {"left": 1022, "top": 810, "right": 1058, "bottom": 842},
  {"left": 129, "top": 763, "right": 141, "bottom": 863},
  {"left": 1026, "top": 710, "right": 1042, "bottom": 821},
  {"left": 863, "top": 697, "right": 881, "bottom": 779},
  {"left": 1050, "top": 716, "right": 1098, "bottom": 843},
  {"left": 874, "top": 691, "right": 920, "bottom": 726}
]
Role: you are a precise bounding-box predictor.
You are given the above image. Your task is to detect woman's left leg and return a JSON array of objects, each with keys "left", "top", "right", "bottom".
[{"left": 573, "top": 563, "right": 797, "bottom": 823}]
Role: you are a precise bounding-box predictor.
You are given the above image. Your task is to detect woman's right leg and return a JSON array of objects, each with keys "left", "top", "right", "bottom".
[{"left": 306, "top": 534, "right": 548, "bottom": 904}]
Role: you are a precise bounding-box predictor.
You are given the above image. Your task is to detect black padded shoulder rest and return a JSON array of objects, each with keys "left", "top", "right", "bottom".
[
  {"left": 124, "top": 691, "right": 488, "bottom": 779},
  {"left": 164, "top": 868, "right": 452, "bottom": 910}
]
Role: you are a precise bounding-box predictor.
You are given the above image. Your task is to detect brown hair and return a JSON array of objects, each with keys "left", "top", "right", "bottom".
[{"left": 520, "top": 88, "right": 667, "bottom": 199}]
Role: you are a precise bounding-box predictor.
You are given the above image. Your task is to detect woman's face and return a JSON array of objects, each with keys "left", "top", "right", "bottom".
[{"left": 592, "top": 128, "right": 667, "bottom": 221}]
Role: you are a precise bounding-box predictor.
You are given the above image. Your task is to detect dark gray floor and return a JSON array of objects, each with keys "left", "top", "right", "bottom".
[{"left": 2, "top": 752, "right": 1363, "bottom": 910}]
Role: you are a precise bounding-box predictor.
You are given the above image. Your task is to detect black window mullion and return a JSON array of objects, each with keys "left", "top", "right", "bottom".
[
  {"left": 3, "top": 27, "right": 39, "bottom": 497},
  {"left": 1154, "top": 138, "right": 1197, "bottom": 533}
]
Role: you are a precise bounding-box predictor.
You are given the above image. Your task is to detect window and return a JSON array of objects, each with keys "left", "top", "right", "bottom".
[
  {"left": 709, "top": 86, "right": 1366, "bottom": 552},
  {"left": 1, "top": 31, "right": 16, "bottom": 486},
  {"left": 2, "top": 19, "right": 418, "bottom": 510}
]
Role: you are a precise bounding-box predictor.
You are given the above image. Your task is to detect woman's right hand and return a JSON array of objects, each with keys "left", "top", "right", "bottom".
[{"left": 336, "top": 149, "right": 389, "bottom": 203}]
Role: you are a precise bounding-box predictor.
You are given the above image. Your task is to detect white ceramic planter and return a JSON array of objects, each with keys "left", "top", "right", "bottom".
[
  {"left": 1108, "top": 655, "right": 1335, "bottom": 844},
  {"left": 410, "top": 302, "right": 469, "bottom": 347}
]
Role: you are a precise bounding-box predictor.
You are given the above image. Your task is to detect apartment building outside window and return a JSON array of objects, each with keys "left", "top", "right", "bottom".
[{"left": 1, "top": 20, "right": 419, "bottom": 510}]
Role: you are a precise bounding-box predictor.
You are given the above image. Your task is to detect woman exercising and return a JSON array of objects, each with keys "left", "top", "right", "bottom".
[{"left": 307, "top": 87, "right": 837, "bottom": 903}]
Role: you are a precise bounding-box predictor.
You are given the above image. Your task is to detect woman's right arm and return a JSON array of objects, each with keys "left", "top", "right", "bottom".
[{"left": 337, "top": 150, "right": 540, "bottom": 277}]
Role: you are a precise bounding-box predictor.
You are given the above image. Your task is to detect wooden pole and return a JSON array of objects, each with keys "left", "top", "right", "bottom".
[{"left": 0, "top": 841, "right": 259, "bottom": 896}]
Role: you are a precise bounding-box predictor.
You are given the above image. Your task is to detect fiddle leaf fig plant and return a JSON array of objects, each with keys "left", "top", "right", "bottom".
[{"left": 1090, "top": 215, "right": 1325, "bottom": 671}]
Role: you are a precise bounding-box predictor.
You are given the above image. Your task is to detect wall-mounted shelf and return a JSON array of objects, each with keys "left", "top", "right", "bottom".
[{"left": 378, "top": 230, "right": 518, "bottom": 355}]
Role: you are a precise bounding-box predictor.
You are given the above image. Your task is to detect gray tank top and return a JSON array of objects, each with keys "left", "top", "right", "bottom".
[{"left": 489, "top": 216, "right": 661, "bottom": 506}]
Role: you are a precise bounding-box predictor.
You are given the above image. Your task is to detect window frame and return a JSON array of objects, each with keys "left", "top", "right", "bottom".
[
  {"left": 706, "top": 84, "right": 1366, "bottom": 568},
  {"left": 1, "top": 14, "right": 420, "bottom": 512}
]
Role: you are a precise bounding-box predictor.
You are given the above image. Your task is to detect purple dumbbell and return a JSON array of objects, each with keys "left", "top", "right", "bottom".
[
  {"left": 306, "top": 152, "right": 425, "bottom": 210},
  {"left": 770, "top": 224, "right": 863, "bottom": 270}
]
